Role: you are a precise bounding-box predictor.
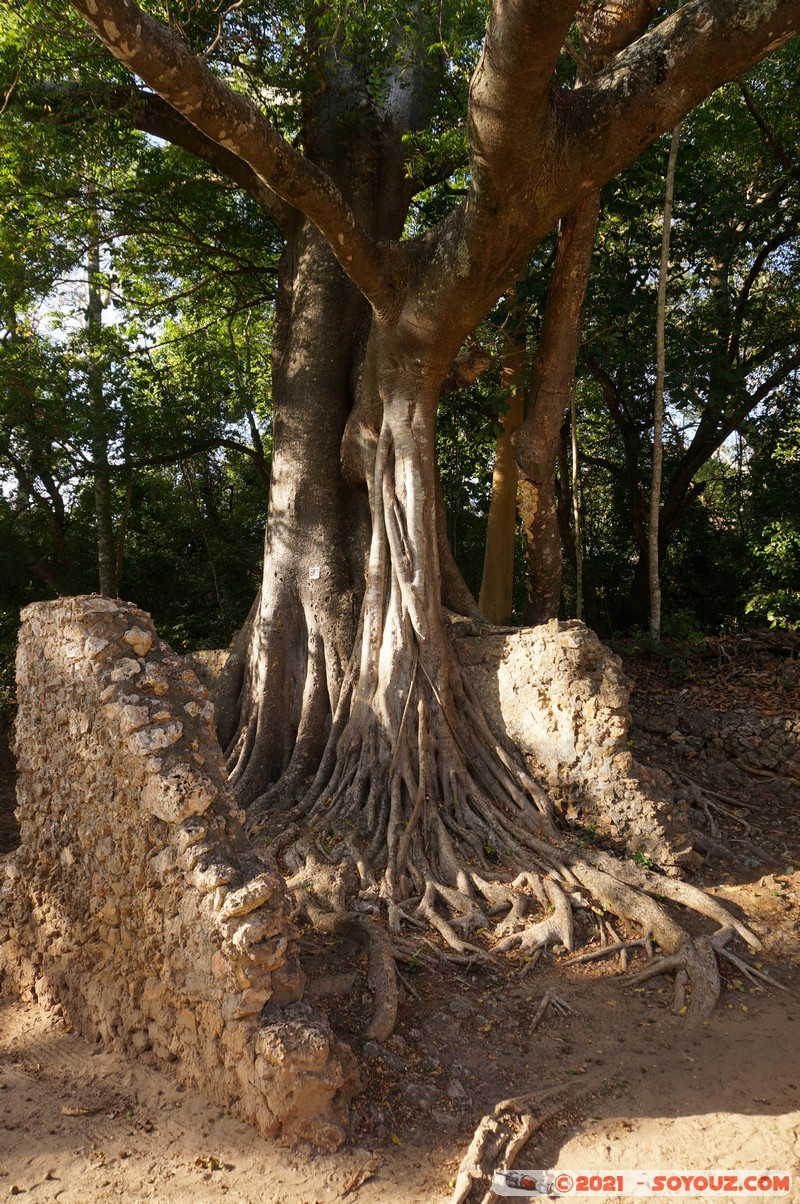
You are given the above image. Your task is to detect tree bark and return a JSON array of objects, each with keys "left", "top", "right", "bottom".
[
  {"left": 569, "top": 384, "right": 583, "bottom": 622},
  {"left": 514, "top": 192, "right": 601, "bottom": 625},
  {"left": 479, "top": 296, "right": 525, "bottom": 624},
  {"left": 214, "top": 66, "right": 424, "bottom": 809},
  {"left": 215, "top": 220, "right": 369, "bottom": 806},
  {"left": 86, "top": 213, "right": 117, "bottom": 597}
]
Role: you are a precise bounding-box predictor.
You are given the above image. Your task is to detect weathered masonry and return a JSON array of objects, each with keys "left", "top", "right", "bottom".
[{"left": 0, "top": 597, "right": 358, "bottom": 1149}]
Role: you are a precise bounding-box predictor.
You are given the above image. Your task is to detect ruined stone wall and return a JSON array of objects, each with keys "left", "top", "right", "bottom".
[
  {"left": 636, "top": 703, "right": 800, "bottom": 776},
  {"left": 0, "top": 597, "right": 358, "bottom": 1149},
  {"left": 455, "top": 620, "right": 693, "bottom": 869},
  {"left": 195, "top": 619, "right": 695, "bottom": 870}
]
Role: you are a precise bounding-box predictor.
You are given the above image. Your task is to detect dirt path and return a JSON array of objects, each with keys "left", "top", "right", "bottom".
[
  {"left": 1, "top": 959, "right": 798, "bottom": 1202},
  {"left": 1, "top": 640, "right": 799, "bottom": 1202}
]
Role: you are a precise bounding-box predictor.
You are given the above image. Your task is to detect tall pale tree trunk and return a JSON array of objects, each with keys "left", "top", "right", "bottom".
[
  {"left": 215, "top": 221, "right": 370, "bottom": 807},
  {"left": 569, "top": 385, "right": 583, "bottom": 622},
  {"left": 649, "top": 121, "right": 682, "bottom": 642},
  {"left": 478, "top": 296, "right": 525, "bottom": 623},
  {"left": 86, "top": 210, "right": 117, "bottom": 597}
]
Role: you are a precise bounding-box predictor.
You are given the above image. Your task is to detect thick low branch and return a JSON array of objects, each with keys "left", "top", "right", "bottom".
[
  {"left": 569, "top": 1, "right": 800, "bottom": 190},
  {"left": 67, "top": 0, "right": 394, "bottom": 313},
  {"left": 468, "top": 0, "right": 577, "bottom": 203}
]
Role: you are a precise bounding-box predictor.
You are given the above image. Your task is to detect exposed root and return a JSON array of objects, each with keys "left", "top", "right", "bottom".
[
  {"left": 658, "top": 765, "right": 778, "bottom": 868},
  {"left": 530, "top": 989, "right": 574, "bottom": 1033},
  {"left": 567, "top": 936, "right": 654, "bottom": 969},
  {"left": 240, "top": 424, "right": 777, "bottom": 1036},
  {"left": 712, "top": 943, "right": 789, "bottom": 993},
  {"left": 272, "top": 815, "right": 775, "bottom": 1033},
  {"left": 303, "top": 971, "right": 359, "bottom": 1001},
  {"left": 493, "top": 879, "right": 574, "bottom": 955},
  {"left": 625, "top": 935, "right": 721, "bottom": 1023},
  {"left": 451, "top": 1081, "right": 595, "bottom": 1204},
  {"left": 293, "top": 895, "right": 399, "bottom": 1042}
]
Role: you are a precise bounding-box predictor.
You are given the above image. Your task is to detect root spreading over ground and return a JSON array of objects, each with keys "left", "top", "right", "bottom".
[
  {"left": 243, "top": 633, "right": 764, "bottom": 1040},
  {"left": 234, "top": 424, "right": 773, "bottom": 1047}
]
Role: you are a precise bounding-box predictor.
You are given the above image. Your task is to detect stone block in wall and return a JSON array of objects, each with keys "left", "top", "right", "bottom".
[
  {"left": 0, "top": 596, "right": 358, "bottom": 1149},
  {"left": 456, "top": 620, "right": 693, "bottom": 870}
]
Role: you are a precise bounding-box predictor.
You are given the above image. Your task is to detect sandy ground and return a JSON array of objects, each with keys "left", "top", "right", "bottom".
[
  {"left": 2, "top": 637, "right": 799, "bottom": 1203},
  {"left": 1, "top": 945, "right": 798, "bottom": 1202}
]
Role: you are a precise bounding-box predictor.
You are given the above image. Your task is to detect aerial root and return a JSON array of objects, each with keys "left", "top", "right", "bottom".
[{"left": 450, "top": 1081, "right": 595, "bottom": 1204}]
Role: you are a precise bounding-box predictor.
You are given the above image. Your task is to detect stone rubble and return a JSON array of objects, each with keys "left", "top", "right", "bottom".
[
  {"left": 0, "top": 596, "right": 359, "bottom": 1150},
  {"left": 634, "top": 699, "right": 800, "bottom": 804}
]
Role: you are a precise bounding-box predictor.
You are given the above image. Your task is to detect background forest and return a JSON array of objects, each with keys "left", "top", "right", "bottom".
[{"left": 1, "top": 8, "right": 798, "bottom": 709}]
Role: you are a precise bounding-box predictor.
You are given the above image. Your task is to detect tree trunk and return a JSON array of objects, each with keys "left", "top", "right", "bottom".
[
  {"left": 569, "top": 384, "right": 583, "bottom": 622},
  {"left": 87, "top": 220, "right": 117, "bottom": 597},
  {"left": 215, "top": 220, "right": 370, "bottom": 808},
  {"left": 514, "top": 192, "right": 600, "bottom": 626},
  {"left": 479, "top": 296, "right": 525, "bottom": 624},
  {"left": 272, "top": 327, "right": 559, "bottom": 950},
  {"left": 649, "top": 122, "right": 682, "bottom": 642}
]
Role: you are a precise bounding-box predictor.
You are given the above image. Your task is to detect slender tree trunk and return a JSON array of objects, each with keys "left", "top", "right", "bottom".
[
  {"left": 513, "top": 191, "right": 600, "bottom": 625},
  {"left": 569, "top": 384, "right": 583, "bottom": 622},
  {"left": 649, "top": 121, "right": 682, "bottom": 642},
  {"left": 478, "top": 295, "right": 525, "bottom": 623},
  {"left": 87, "top": 217, "right": 117, "bottom": 596}
]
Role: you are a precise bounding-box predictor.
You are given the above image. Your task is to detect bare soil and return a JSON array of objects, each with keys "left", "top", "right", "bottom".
[{"left": 1, "top": 639, "right": 799, "bottom": 1202}]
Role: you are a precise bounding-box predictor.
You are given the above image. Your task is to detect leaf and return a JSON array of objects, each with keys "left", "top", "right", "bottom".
[
  {"left": 342, "top": 1155, "right": 382, "bottom": 1196},
  {"left": 390, "top": 1134, "right": 403, "bottom": 1146},
  {"left": 195, "top": 1155, "right": 225, "bottom": 1171}
]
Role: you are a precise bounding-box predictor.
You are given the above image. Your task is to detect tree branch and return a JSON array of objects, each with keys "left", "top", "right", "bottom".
[
  {"left": 467, "top": 0, "right": 578, "bottom": 210},
  {"left": 731, "top": 228, "right": 797, "bottom": 362},
  {"left": 739, "top": 78, "right": 800, "bottom": 179},
  {"left": 66, "top": 0, "right": 394, "bottom": 313},
  {"left": 568, "top": 1, "right": 800, "bottom": 192}
]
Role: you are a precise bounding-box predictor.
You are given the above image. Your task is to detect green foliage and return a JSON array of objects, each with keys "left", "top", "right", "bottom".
[
  {"left": 0, "top": 25, "right": 277, "bottom": 678},
  {"left": 2, "top": 0, "right": 799, "bottom": 681},
  {"left": 569, "top": 41, "right": 800, "bottom": 635}
]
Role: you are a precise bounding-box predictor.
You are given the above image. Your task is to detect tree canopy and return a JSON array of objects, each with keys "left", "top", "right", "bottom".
[{"left": 2, "top": 0, "right": 800, "bottom": 1077}]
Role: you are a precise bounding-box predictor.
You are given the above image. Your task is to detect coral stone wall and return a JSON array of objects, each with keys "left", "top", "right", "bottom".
[
  {"left": 455, "top": 620, "right": 694, "bottom": 869},
  {"left": 195, "top": 618, "right": 696, "bottom": 870},
  {"left": 0, "top": 597, "right": 358, "bottom": 1149}
]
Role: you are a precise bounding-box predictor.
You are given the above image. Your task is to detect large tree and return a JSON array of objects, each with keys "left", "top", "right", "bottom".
[{"left": 44, "top": 0, "right": 800, "bottom": 1019}]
